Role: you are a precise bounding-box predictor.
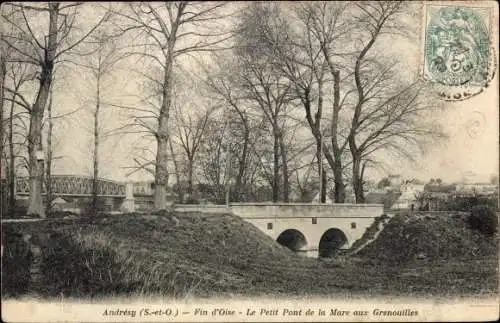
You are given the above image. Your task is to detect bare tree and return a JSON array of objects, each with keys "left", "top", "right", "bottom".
[
  {"left": 204, "top": 65, "right": 253, "bottom": 201},
  {"left": 114, "top": 2, "right": 234, "bottom": 210},
  {"left": 0, "top": 5, "right": 17, "bottom": 213},
  {"left": 2, "top": 55, "right": 37, "bottom": 212},
  {"left": 1, "top": 2, "right": 110, "bottom": 217},
  {"left": 344, "top": 2, "right": 446, "bottom": 202},
  {"left": 198, "top": 114, "right": 231, "bottom": 203},
  {"left": 267, "top": 1, "right": 446, "bottom": 204},
  {"left": 73, "top": 30, "right": 124, "bottom": 213},
  {"left": 293, "top": 155, "right": 319, "bottom": 202},
  {"left": 295, "top": 2, "right": 353, "bottom": 203},
  {"left": 229, "top": 3, "right": 295, "bottom": 202},
  {"left": 41, "top": 66, "right": 81, "bottom": 212},
  {"left": 264, "top": 4, "right": 335, "bottom": 203},
  {"left": 172, "top": 102, "right": 213, "bottom": 200}
]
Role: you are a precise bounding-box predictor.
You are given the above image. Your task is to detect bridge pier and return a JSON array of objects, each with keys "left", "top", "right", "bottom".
[{"left": 121, "top": 183, "right": 135, "bottom": 213}]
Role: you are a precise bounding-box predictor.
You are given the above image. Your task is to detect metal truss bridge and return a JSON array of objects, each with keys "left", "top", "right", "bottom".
[{"left": 15, "top": 175, "right": 126, "bottom": 197}]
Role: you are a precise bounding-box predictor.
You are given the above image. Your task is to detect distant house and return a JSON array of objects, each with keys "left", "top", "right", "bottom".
[
  {"left": 454, "top": 183, "right": 498, "bottom": 197},
  {"left": 391, "top": 181, "right": 425, "bottom": 210},
  {"left": 417, "top": 183, "right": 457, "bottom": 211},
  {"left": 424, "top": 183, "right": 456, "bottom": 198}
]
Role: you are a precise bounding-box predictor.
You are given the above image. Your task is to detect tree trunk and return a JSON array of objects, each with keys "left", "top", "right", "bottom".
[
  {"left": 278, "top": 131, "right": 289, "bottom": 202},
  {"left": 187, "top": 156, "right": 194, "bottom": 195},
  {"left": 224, "top": 143, "right": 231, "bottom": 205},
  {"left": 316, "top": 140, "right": 327, "bottom": 203},
  {"left": 45, "top": 89, "right": 53, "bottom": 213},
  {"left": 155, "top": 130, "right": 169, "bottom": 209},
  {"left": 27, "top": 107, "right": 46, "bottom": 217},
  {"left": 27, "top": 3, "right": 59, "bottom": 217},
  {"left": 8, "top": 88, "right": 15, "bottom": 212},
  {"left": 92, "top": 72, "right": 100, "bottom": 213},
  {"left": 154, "top": 52, "right": 174, "bottom": 210},
  {"left": 331, "top": 69, "right": 345, "bottom": 203},
  {"left": 272, "top": 128, "right": 280, "bottom": 202},
  {"left": 168, "top": 137, "right": 183, "bottom": 203},
  {"left": 301, "top": 89, "right": 333, "bottom": 203},
  {"left": 348, "top": 23, "right": 381, "bottom": 205},
  {"left": 332, "top": 157, "right": 344, "bottom": 202},
  {"left": 234, "top": 125, "right": 249, "bottom": 202},
  {"left": 1, "top": 57, "right": 15, "bottom": 213},
  {"left": 0, "top": 55, "right": 5, "bottom": 214},
  {"left": 351, "top": 153, "right": 365, "bottom": 203}
]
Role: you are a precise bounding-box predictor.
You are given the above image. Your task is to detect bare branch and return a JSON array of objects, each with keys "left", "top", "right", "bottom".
[{"left": 55, "top": 7, "right": 112, "bottom": 59}]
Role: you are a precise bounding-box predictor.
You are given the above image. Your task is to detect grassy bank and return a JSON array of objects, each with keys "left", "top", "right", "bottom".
[
  {"left": 357, "top": 211, "right": 498, "bottom": 263},
  {"left": 1, "top": 211, "right": 498, "bottom": 299}
]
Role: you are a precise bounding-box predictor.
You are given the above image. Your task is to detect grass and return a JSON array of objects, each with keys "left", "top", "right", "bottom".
[
  {"left": 1, "top": 210, "right": 498, "bottom": 300},
  {"left": 348, "top": 213, "right": 390, "bottom": 252},
  {"left": 357, "top": 211, "right": 498, "bottom": 264}
]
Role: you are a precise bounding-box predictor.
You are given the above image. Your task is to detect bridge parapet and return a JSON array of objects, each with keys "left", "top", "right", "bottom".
[
  {"left": 175, "top": 204, "right": 231, "bottom": 213},
  {"left": 230, "top": 203, "right": 384, "bottom": 219}
]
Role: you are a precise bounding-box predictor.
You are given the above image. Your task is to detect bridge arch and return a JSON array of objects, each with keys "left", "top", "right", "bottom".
[
  {"left": 318, "top": 228, "right": 348, "bottom": 258},
  {"left": 276, "top": 229, "right": 307, "bottom": 252}
]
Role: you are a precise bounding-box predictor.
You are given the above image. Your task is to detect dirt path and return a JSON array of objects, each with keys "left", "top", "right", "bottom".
[{"left": 349, "top": 213, "right": 395, "bottom": 255}]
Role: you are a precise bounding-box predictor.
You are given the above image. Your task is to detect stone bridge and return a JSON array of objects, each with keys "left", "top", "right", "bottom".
[
  {"left": 230, "top": 203, "right": 384, "bottom": 257},
  {"left": 175, "top": 203, "right": 384, "bottom": 258}
]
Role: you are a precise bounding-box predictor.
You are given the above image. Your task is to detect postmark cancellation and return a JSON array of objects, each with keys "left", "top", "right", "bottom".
[{"left": 422, "top": 2, "right": 496, "bottom": 101}]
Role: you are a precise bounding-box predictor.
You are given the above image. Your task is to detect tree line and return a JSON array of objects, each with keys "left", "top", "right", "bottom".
[{"left": 0, "top": 2, "right": 446, "bottom": 217}]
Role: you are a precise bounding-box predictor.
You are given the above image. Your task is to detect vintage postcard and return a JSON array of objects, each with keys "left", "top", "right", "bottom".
[{"left": 1, "top": 1, "right": 498, "bottom": 322}]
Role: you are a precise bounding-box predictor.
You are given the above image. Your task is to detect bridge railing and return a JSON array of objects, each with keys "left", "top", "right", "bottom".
[
  {"left": 15, "top": 176, "right": 126, "bottom": 197},
  {"left": 230, "top": 203, "right": 385, "bottom": 219},
  {"left": 229, "top": 202, "right": 384, "bottom": 207},
  {"left": 175, "top": 204, "right": 231, "bottom": 214}
]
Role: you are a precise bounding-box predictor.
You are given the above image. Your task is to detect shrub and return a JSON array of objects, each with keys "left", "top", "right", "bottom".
[
  {"left": 41, "top": 232, "right": 148, "bottom": 297},
  {"left": 38, "top": 229, "right": 183, "bottom": 298},
  {"left": 183, "top": 195, "right": 199, "bottom": 204},
  {"left": 1, "top": 228, "right": 33, "bottom": 296},
  {"left": 80, "top": 198, "right": 109, "bottom": 215},
  {"left": 39, "top": 231, "right": 130, "bottom": 297},
  {"left": 468, "top": 205, "right": 498, "bottom": 236},
  {"left": 3, "top": 204, "right": 28, "bottom": 219},
  {"left": 46, "top": 210, "right": 77, "bottom": 219},
  {"left": 446, "top": 196, "right": 499, "bottom": 212}
]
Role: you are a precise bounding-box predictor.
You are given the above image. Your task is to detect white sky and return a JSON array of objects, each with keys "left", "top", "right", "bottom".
[{"left": 10, "top": 2, "right": 498, "bottom": 185}]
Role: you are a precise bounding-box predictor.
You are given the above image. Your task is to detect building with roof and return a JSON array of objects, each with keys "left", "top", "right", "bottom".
[{"left": 391, "top": 181, "right": 425, "bottom": 210}]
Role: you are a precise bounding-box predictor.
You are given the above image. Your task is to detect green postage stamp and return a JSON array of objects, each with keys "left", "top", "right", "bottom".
[{"left": 422, "top": 3, "right": 495, "bottom": 100}]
